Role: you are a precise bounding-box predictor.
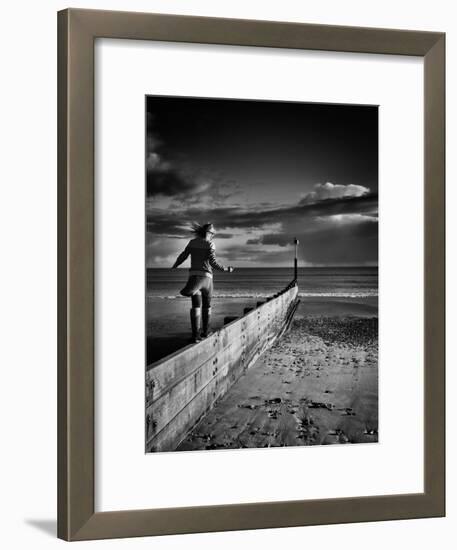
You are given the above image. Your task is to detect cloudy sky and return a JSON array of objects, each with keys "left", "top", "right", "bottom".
[{"left": 146, "top": 97, "right": 378, "bottom": 268}]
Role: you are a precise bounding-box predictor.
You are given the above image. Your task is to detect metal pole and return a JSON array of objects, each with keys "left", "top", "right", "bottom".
[{"left": 294, "top": 238, "right": 299, "bottom": 282}]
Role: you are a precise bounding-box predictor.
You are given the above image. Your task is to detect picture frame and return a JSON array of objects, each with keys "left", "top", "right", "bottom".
[{"left": 57, "top": 8, "right": 445, "bottom": 541}]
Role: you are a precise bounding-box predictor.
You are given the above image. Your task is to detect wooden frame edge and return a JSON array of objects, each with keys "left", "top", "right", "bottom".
[
  {"left": 58, "top": 8, "right": 96, "bottom": 540},
  {"left": 57, "top": 8, "right": 69, "bottom": 541},
  {"left": 57, "top": 8, "right": 445, "bottom": 541},
  {"left": 423, "top": 34, "right": 446, "bottom": 516}
]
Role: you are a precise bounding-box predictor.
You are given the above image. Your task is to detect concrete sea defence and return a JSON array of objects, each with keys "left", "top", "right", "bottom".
[{"left": 145, "top": 280, "right": 300, "bottom": 452}]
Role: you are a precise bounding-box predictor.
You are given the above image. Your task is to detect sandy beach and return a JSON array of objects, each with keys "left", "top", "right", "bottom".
[
  {"left": 147, "top": 296, "right": 378, "bottom": 364},
  {"left": 176, "top": 314, "right": 378, "bottom": 450}
]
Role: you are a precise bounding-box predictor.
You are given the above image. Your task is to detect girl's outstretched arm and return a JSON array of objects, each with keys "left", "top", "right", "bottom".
[
  {"left": 172, "top": 243, "right": 190, "bottom": 268},
  {"left": 208, "top": 242, "right": 234, "bottom": 272}
]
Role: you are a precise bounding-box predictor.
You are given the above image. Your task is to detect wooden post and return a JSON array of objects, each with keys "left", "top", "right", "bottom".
[{"left": 294, "top": 238, "right": 299, "bottom": 282}]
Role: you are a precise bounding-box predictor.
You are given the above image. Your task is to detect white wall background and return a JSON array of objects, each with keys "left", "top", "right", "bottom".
[{"left": 0, "top": 0, "right": 454, "bottom": 548}]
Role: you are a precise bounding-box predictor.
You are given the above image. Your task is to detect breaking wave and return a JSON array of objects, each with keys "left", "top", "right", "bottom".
[{"left": 148, "top": 291, "right": 378, "bottom": 300}]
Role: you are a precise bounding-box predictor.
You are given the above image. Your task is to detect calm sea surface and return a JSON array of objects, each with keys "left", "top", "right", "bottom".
[{"left": 147, "top": 267, "right": 378, "bottom": 299}]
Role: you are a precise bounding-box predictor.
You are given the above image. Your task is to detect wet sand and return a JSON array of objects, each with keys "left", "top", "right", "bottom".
[
  {"left": 176, "top": 315, "right": 378, "bottom": 451},
  {"left": 147, "top": 296, "right": 378, "bottom": 364},
  {"left": 147, "top": 297, "right": 259, "bottom": 364}
]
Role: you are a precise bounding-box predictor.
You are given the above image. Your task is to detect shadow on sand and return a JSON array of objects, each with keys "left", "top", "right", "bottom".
[{"left": 147, "top": 333, "right": 193, "bottom": 365}]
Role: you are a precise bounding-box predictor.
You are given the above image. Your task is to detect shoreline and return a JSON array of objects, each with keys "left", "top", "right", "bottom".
[{"left": 147, "top": 296, "right": 378, "bottom": 365}]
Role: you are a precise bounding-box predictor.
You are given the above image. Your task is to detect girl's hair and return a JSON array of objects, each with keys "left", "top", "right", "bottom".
[{"left": 190, "top": 222, "right": 213, "bottom": 238}]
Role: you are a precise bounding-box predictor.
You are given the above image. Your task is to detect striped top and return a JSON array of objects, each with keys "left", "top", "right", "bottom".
[{"left": 173, "top": 237, "right": 226, "bottom": 278}]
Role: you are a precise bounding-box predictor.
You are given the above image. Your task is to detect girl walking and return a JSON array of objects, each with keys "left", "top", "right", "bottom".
[{"left": 172, "top": 223, "right": 234, "bottom": 342}]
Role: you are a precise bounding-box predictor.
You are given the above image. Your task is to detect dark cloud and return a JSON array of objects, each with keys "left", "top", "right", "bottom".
[
  {"left": 215, "top": 243, "right": 299, "bottom": 266},
  {"left": 299, "top": 218, "right": 378, "bottom": 265},
  {"left": 147, "top": 193, "right": 378, "bottom": 237},
  {"left": 147, "top": 117, "right": 241, "bottom": 203},
  {"left": 146, "top": 118, "right": 207, "bottom": 198},
  {"left": 147, "top": 165, "right": 203, "bottom": 198},
  {"left": 246, "top": 234, "right": 291, "bottom": 247},
  {"left": 147, "top": 192, "right": 378, "bottom": 266},
  {"left": 291, "top": 193, "right": 378, "bottom": 219},
  {"left": 246, "top": 215, "right": 378, "bottom": 265},
  {"left": 145, "top": 98, "right": 378, "bottom": 267},
  {"left": 146, "top": 213, "right": 189, "bottom": 238}
]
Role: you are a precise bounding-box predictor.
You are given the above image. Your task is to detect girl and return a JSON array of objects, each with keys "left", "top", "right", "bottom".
[{"left": 172, "top": 222, "right": 234, "bottom": 342}]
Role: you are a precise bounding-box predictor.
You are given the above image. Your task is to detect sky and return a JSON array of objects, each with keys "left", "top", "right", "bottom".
[{"left": 146, "top": 96, "right": 378, "bottom": 268}]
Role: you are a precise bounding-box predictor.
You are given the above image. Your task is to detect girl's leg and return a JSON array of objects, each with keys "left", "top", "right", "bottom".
[
  {"left": 180, "top": 275, "right": 199, "bottom": 297},
  {"left": 201, "top": 279, "right": 213, "bottom": 337},
  {"left": 191, "top": 292, "right": 202, "bottom": 308},
  {"left": 190, "top": 291, "right": 202, "bottom": 342},
  {"left": 180, "top": 277, "right": 206, "bottom": 342}
]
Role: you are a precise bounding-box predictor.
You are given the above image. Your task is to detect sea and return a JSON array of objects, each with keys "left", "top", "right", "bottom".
[
  {"left": 146, "top": 267, "right": 378, "bottom": 364},
  {"left": 147, "top": 267, "right": 378, "bottom": 300}
]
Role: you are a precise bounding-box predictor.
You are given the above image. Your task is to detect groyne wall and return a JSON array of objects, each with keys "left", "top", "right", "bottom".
[{"left": 145, "top": 281, "right": 300, "bottom": 452}]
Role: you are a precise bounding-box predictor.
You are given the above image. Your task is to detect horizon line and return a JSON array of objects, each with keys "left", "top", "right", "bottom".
[{"left": 146, "top": 265, "right": 379, "bottom": 269}]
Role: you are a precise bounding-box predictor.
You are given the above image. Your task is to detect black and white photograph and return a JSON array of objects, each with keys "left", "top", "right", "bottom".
[
  {"left": 1, "top": 0, "right": 450, "bottom": 546},
  {"left": 145, "top": 96, "right": 378, "bottom": 452}
]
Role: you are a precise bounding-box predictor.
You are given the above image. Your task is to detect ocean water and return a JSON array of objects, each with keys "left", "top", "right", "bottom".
[
  {"left": 147, "top": 267, "right": 378, "bottom": 299},
  {"left": 146, "top": 267, "right": 378, "bottom": 364}
]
